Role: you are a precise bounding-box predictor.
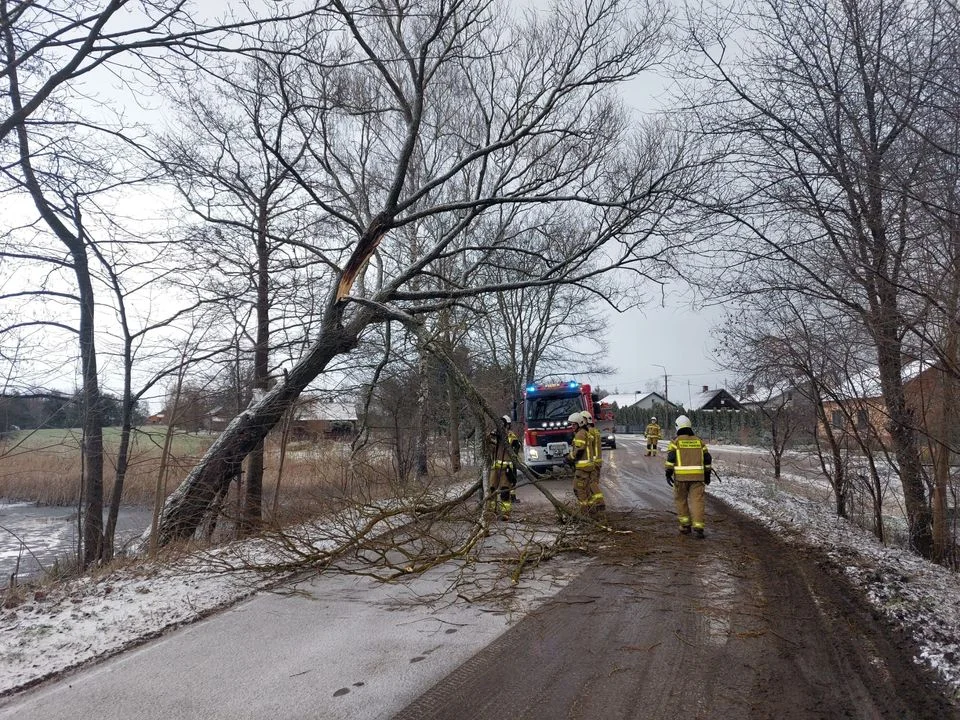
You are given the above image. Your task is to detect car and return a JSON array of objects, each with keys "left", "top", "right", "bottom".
[{"left": 601, "top": 432, "right": 616, "bottom": 450}]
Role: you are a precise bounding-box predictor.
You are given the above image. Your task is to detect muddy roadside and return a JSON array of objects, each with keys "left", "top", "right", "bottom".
[{"left": 393, "top": 505, "right": 958, "bottom": 720}]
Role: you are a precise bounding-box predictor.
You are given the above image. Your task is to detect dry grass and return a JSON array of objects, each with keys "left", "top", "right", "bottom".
[
  {"left": 0, "top": 427, "right": 476, "bottom": 517},
  {"left": 0, "top": 427, "right": 214, "bottom": 506}
]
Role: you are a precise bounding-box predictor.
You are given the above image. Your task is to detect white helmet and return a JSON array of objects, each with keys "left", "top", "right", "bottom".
[
  {"left": 650, "top": 417, "right": 657, "bottom": 423},
  {"left": 568, "top": 412, "right": 587, "bottom": 427},
  {"left": 501, "top": 414, "right": 511, "bottom": 425},
  {"left": 580, "top": 410, "right": 594, "bottom": 425},
  {"left": 675, "top": 414, "right": 692, "bottom": 430}
]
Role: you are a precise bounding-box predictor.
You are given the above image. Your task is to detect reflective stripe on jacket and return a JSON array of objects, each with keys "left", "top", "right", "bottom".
[{"left": 587, "top": 427, "right": 601, "bottom": 464}]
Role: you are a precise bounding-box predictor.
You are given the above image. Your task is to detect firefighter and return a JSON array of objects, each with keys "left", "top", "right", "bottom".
[
  {"left": 581, "top": 410, "right": 606, "bottom": 513},
  {"left": 504, "top": 417, "right": 522, "bottom": 505},
  {"left": 644, "top": 416, "right": 661, "bottom": 456},
  {"left": 486, "top": 414, "right": 520, "bottom": 519},
  {"left": 565, "top": 411, "right": 595, "bottom": 515},
  {"left": 664, "top": 414, "right": 712, "bottom": 538}
]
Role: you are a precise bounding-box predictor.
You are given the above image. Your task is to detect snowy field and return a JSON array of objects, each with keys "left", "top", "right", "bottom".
[{"left": 2, "top": 457, "right": 959, "bottom": 703}]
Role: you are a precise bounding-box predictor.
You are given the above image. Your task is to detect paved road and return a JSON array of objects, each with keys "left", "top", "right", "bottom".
[
  {"left": 1, "top": 437, "right": 955, "bottom": 720},
  {"left": 394, "top": 436, "right": 958, "bottom": 720}
]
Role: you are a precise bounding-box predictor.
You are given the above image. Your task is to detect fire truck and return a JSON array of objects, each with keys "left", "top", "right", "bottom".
[{"left": 521, "top": 380, "right": 595, "bottom": 475}]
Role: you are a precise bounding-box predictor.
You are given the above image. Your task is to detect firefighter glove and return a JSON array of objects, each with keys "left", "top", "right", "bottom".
[
  {"left": 665, "top": 472, "right": 674, "bottom": 487},
  {"left": 704, "top": 468, "right": 712, "bottom": 485}
]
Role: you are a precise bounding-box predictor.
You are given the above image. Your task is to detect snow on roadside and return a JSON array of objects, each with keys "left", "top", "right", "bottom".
[
  {"left": 0, "top": 550, "right": 275, "bottom": 695},
  {"left": 0, "top": 482, "right": 566, "bottom": 698},
  {"left": 712, "top": 475, "right": 960, "bottom": 699}
]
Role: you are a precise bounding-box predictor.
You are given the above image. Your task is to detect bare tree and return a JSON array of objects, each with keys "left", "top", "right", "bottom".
[
  {"left": 686, "top": 0, "right": 954, "bottom": 557},
  {"left": 0, "top": 0, "right": 296, "bottom": 567},
  {"left": 151, "top": 0, "right": 700, "bottom": 544},
  {"left": 157, "top": 55, "right": 328, "bottom": 534},
  {"left": 720, "top": 314, "right": 809, "bottom": 479}
]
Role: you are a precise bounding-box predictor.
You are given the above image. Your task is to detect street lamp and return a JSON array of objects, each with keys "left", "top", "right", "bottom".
[{"left": 653, "top": 364, "right": 668, "bottom": 403}]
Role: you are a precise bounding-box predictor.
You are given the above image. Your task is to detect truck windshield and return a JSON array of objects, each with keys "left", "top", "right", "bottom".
[{"left": 526, "top": 395, "right": 582, "bottom": 421}]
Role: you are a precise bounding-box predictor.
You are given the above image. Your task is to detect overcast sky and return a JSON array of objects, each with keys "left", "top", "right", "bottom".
[
  {"left": 580, "top": 56, "right": 733, "bottom": 403},
  {"left": 581, "top": 293, "right": 730, "bottom": 406},
  {"left": 2, "top": 1, "right": 732, "bottom": 408}
]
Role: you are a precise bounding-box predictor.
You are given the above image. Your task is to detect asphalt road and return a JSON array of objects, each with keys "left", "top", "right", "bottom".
[
  {"left": 394, "top": 436, "right": 959, "bottom": 720},
  {"left": 2, "top": 437, "right": 955, "bottom": 720}
]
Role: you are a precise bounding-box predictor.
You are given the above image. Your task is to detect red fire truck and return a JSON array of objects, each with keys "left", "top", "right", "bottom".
[{"left": 521, "top": 380, "right": 595, "bottom": 474}]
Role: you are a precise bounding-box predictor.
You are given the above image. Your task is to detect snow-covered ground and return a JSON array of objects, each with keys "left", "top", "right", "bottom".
[{"left": 2, "top": 458, "right": 959, "bottom": 704}]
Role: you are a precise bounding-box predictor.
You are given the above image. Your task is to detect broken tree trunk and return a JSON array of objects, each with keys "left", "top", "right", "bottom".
[{"left": 152, "top": 310, "right": 370, "bottom": 546}]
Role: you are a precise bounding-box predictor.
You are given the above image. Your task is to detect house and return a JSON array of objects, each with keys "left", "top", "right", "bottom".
[
  {"left": 600, "top": 391, "right": 675, "bottom": 410},
  {"left": 688, "top": 386, "right": 743, "bottom": 411},
  {"left": 737, "top": 382, "right": 798, "bottom": 410},
  {"left": 205, "top": 406, "right": 231, "bottom": 432},
  {"left": 905, "top": 362, "right": 960, "bottom": 469},
  {"left": 290, "top": 398, "right": 358, "bottom": 441},
  {"left": 145, "top": 413, "right": 166, "bottom": 425},
  {"left": 817, "top": 361, "right": 953, "bottom": 451}
]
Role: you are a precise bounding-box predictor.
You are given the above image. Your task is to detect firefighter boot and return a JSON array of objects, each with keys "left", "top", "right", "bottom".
[
  {"left": 679, "top": 525, "right": 692, "bottom": 535},
  {"left": 694, "top": 527, "right": 705, "bottom": 539}
]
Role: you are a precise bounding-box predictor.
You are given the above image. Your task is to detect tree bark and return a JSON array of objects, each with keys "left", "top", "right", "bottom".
[
  {"left": 154, "top": 308, "right": 369, "bottom": 545},
  {"left": 241, "top": 199, "right": 272, "bottom": 535},
  {"left": 447, "top": 370, "right": 461, "bottom": 472},
  {"left": 871, "top": 289, "right": 932, "bottom": 557},
  {"left": 75, "top": 249, "right": 105, "bottom": 568}
]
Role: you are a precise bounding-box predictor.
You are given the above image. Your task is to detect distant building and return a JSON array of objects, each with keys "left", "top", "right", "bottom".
[
  {"left": 737, "top": 382, "right": 800, "bottom": 410},
  {"left": 145, "top": 413, "right": 166, "bottom": 425},
  {"left": 290, "top": 398, "right": 358, "bottom": 441},
  {"left": 819, "top": 361, "right": 956, "bottom": 454},
  {"left": 687, "top": 386, "right": 743, "bottom": 411},
  {"left": 205, "top": 406, "right": 230, "bottom": 432},
  {"left": 600, "top": 391, "right": 676, "bottom": 410}
]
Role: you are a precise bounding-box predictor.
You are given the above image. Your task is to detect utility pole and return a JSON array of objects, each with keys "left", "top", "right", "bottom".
[{"left": 653, "top": 364, "right": 668, "bottom": 403}]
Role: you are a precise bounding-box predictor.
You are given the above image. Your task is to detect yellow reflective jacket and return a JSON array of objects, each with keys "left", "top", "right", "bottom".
[
  {"left": 489, "top": 429, "right": 520, "bottom": 469},
  {"left": 645, "top": 422, "right": 661, "bottom": 441},
  {"left": 664, "top": 433, "right": 711, "bottom": 481},
  {"left": 588, "top": 426, "right": 602, "bottom": 467},
  {"left": 567, "top": 427, "right": 594, "bottom": 470}
]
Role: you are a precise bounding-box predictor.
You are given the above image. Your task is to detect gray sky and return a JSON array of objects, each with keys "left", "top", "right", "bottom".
[
  {"left": 582, "top": 294, "right": 730, "bottom": 405},
  {"left": 2, "top": 1, "right": 732, "bottom": 406}
]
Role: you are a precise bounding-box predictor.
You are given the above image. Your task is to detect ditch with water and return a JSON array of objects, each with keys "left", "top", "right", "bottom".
[{"left": 0, "top": 501, "right": 153, "bottom": 584}]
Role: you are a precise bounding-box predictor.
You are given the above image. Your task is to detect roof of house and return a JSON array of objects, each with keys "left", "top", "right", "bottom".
[
  {"left": 688, "top": 388, "right": 742, "bottom": 410},
  {"left": 600, "top": 391, "right": 668, "bottom": 408},
  {"left": 825, "top": 360, "right": 929, "bottom": 401},
  {"left": 295, "top": 399, "right": 357, "bottom": 422},
  {"left": 737, "top": 381, "right": 798, "bottom": 406}
]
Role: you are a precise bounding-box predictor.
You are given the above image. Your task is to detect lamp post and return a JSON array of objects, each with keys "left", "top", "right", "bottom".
[{"left": 653, "top": 364, "right": 668, "bottom": 403}]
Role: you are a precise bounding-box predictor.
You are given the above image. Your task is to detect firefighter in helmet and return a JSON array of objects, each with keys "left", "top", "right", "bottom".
[
  {"left": 581, "top": 410, "right": 606, "bottom": 513},
  {"left": 486, "top": 414, "right": 521, "bottom": 519},
  {"left": 645, "top": 416, "right": 661, "bottom": 456},
  {"left": 565, "top": 411, "right": 595, "bottom": 515},
  {"left": 664, "top": 415, "right": 712, "bottom": 538}
]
